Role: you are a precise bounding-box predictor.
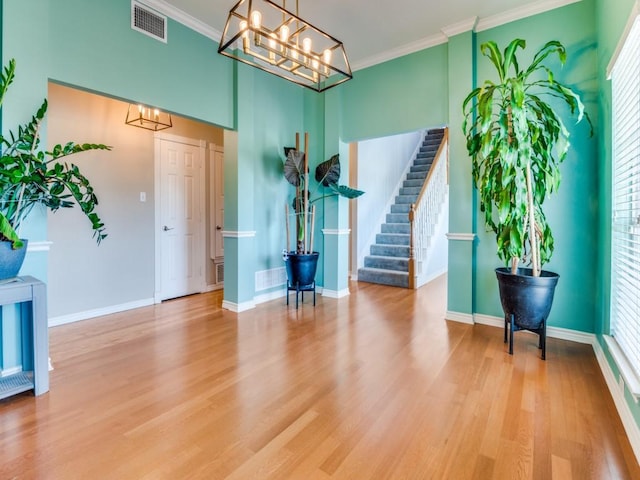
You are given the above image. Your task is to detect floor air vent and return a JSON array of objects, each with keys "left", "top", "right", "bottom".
[
  {"left": 216, "top": 263, "right": 224, "bottom": 284},
  {"left": 131, "top": 1, "right": 167, "bottom": 43}
]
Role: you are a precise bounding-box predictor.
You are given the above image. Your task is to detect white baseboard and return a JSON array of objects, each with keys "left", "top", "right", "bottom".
[
  {"left": 417, "top": 268, "right": 448, "bottom": 288},
  {"left": 222, "top": 300, "right": 255, "bottom": 312},
  {"left": 254, "top": 289, "right": 286, "bottom": 305},
  {"left": 593, "top": 340, "right": 640, "bottom": 465},
  {"left": 204, "top": 283, "right": 223, "bottom": 292},
  {"left": 1, "top": 365, "right": 23, "bottom": 377},
  {"left": 445, "top": 310, "right": 474, "bottom": 324},
  {"left": 455, "top": 309, "right": 640, "bottom": 465},
  {"left": 48, "top": 298, "right": 155, "bottom": 327},
  {"left": 473, "top": 313, "right": 596, "bottom": 344},
  {"left": 322, "top": 288, "right": 350, "bottom": 299}
]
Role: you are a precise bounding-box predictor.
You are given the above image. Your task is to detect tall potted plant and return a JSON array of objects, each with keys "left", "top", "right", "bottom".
[
  {"left": 282, "top": 132, "right": 363, "bottom": 290},
  {"left": 0, "top": 59, "right": 110, "bottom": 280},
  {"left": 462, "top": 39, "right": 591, "bottom": 358}
]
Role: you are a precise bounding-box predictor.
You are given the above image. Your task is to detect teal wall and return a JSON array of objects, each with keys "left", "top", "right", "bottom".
[
  {"left": 473, "top": 0, "right": 598, "bottom": 331},
  {"left": 1, "top": 0, "right": 49, "bottom": 371},
  {"left": 340, "top": 45, "right": 449, "bottom": 142},
  {"left": 49, "top": 0, "right": 234, "bottom": 129},
  {"left": 594, "top": 0, "right": 640, "bottom": 428}
]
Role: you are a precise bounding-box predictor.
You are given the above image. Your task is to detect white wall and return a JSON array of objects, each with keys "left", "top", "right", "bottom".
[
  {"left": 356, "top": 130, "right": 424, "bottom": 268},
  {"left": 47, "top": 83, "right": 223, "bottom": 320}
]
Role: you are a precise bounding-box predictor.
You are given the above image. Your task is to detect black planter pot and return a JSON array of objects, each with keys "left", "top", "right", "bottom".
[
  {"left": 0, "top": 239, "right": 28, "bottom": 281},
  {"left": 495, "top": 267, "right": 559, "bottom": 359},
  {"left": 285, "top": 252, "right": 319, "bottom": 308}
]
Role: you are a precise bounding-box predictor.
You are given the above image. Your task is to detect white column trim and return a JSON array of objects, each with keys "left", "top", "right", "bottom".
[
  {"left": 322, "top": 229, "right": 351, "bottom": 236},
  {"left": 26, "top": 241, "right": 53, "bottom": 252},
  {"left": 222, "top": 230, "right": 256, "bottom": 238},
  {"left": 446, "top": 233, "right": 476, "bottom": 241}
]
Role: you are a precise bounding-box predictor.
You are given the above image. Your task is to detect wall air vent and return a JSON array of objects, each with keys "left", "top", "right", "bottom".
[
  {"left": 216, "top": 263, "right": 224, "bottom": 284},
  {"left": 131, "top": 1, "right": 167, "bottom": 43}
]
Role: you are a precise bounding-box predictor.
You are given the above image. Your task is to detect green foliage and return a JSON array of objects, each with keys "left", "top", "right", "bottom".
[
  {"left": 0, "top": 59, "right": 111, "bottom": 249},
  {"left": 462, "top": 39, "right": 591, "bottom": 271},
  {"left": 283, "top": 146, "right": 364, "bottom": 253}
]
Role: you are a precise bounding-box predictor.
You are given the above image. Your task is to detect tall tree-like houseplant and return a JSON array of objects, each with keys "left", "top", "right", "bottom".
[
  {"left": 282, "top": 132, "right": 362, "bottom": 298},
  {"left": 462, "top": 39, "right": 591, "bottom": 357},
  {"left": 0, "top": 59, "right": 110, "bottom": 279}
]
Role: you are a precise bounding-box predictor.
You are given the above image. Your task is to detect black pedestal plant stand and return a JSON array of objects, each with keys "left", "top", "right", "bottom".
[
  {"left": 285, "top": 252, "right": 319, "bottom": 309},
  {"left": 496, "top": 268, "right": 559, "bottom": 360}
]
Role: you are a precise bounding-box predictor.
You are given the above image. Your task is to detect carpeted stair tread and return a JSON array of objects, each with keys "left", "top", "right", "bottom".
[
  {"left": 364, "top": 255, "right": 409, "bottom": 271},
  {"left": 371, "top": 244, "right": 410, "bottom": 257},
  {"left": 381, "top": 223, "right": 410, "bottom": 234},
  {"left": 376, "top": 233, "right": 410, "bottom": 245},
  {"left": 357, "top": 267, "right": 409, "bottom": 288},
  {"left": 358, "top": 128, "right": 445, "bottom": 289}
]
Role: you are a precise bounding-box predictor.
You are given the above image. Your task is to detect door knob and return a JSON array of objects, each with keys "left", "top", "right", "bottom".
[
  {"left": 163, "top": 226, "right": 174, "bottom": 231},
  {"left": 216, "top": 225, "right": 222, "bottom": 230}
]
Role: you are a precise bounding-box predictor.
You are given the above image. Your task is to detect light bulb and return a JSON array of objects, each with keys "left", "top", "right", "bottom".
[
  {"left": 138, "top": 104, "right": 143, "bottom": 113},
  {"left": 239, "top": 20, "right": 248, "bottom": 36},
  {"left": 154, "top": 109, "right": 159, "bottom": 119},
  {"left": 312, "top": 58, "right": 319, "bottom": 71},
  {"left": 323, "top": 49, "right": 332, "bottom": 63},
  {"left": 302, "top": 37, "right": 312, "bottom": 53},
  {"left": 250, "top": 10, "right": 262, "bottom": 28},
  {"left": 280, "top": 25, "right": 290, "bottom": 43},
  {"left": 269, "top": 33, "right": 277, "bottom": 49}
]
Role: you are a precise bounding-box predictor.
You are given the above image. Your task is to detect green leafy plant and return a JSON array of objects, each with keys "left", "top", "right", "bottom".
[
  {"left": 462, "top": 39, "right": 591, "bottom": 276},
  {"left": 283, "top": 142, "right": 363, "bottom": 254},
  {"left": 0, "top": 59, "right": 111, "bottom": 249}
]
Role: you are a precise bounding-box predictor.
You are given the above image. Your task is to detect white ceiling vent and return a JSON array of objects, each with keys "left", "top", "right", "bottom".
[{"left": 131, "top": 1, "right": 167, "bottom": 43}]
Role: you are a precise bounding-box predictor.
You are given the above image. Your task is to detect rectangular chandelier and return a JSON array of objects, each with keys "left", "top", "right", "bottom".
[
  {"left": 218, "top": 0, "right": 352, "bottom": 92},
  {"left": 125, "top": 104, "right": 173, "bottom": 131}
]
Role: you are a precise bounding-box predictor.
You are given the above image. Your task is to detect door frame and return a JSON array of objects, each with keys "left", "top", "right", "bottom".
[{"left": 153, "top": 132, "right": 207, "bottom": 303}]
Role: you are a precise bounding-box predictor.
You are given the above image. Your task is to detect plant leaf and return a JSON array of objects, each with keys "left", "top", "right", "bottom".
[{"left": 315, "top": 154, "right": 340, "bottom": 186}]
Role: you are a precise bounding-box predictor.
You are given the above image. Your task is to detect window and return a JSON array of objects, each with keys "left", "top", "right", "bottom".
[{"left": 610, "top": 12, "right": 640, "bottom": 395}]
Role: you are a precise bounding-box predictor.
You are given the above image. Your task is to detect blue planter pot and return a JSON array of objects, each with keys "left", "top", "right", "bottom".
[
  {"left": 0, "top": 239, "right": 28, "bottom": 281},
  {"left": 285, "top": 252, "right": 319, "bottom": 287}
]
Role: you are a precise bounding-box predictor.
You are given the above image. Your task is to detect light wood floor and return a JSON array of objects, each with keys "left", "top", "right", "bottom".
[{"left": 1, "top": 275, "right": 638, "bottom": 479}]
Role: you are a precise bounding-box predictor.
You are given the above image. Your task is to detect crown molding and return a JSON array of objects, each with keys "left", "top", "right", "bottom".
[
  {"left": 353, "top": 0, "right": 581, "bottom": 71},
  {"left": 351, "top": 33, "right": 448, "bottom": 72},
  {"left": 137, "top": 0, "right": 222, "bottom": 41},
  {"left": 441, "top": 17, "right": 478, "bottom": 38},
  {"left": 475, "top": 0, "right": 582, "bottom": 32}
]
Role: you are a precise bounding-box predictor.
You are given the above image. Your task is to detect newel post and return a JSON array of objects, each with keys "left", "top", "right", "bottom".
[{"left": 408, "top": 204, "right": 416, "bottom": 289}]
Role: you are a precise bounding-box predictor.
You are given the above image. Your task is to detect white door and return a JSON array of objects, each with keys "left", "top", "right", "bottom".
[
  {"left": 159, "top": 138, "right": 203, "bottom": 300},
  {"left": 214, "top": 148, "right": 224, "bottom": 259}
]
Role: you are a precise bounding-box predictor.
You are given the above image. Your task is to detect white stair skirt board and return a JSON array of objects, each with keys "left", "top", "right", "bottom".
[
  {"left": 48, "top": 298, "right": 155, "bottom": 327},
  {"left": 322, "top": 288, "right": 350, "bottom": 299}
]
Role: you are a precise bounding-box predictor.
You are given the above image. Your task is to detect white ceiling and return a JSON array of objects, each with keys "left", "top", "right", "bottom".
[{"left": 148, "top": 0, "right": 580, "bottom": 70}]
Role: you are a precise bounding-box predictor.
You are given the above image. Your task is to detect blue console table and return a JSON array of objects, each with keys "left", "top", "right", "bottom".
[{"left": 0, "top": 276, "right": 48, "bottom": 399}]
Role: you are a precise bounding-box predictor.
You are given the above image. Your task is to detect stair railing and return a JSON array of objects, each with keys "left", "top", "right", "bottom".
[{"left": 408, "top": 128, "right": 449, "bottom": 289}]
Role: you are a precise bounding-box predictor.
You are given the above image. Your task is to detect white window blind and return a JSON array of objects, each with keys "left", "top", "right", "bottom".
[{"left": 611, "top": 14, "right": 640, "bottom": 387}]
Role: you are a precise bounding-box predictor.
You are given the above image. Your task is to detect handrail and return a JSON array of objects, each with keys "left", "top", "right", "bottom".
[{"left": 408, "top": 128, "right": 449, "bottom": 289}]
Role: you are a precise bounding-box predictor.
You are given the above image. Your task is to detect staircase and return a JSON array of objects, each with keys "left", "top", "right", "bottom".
[{"left": 357, "top": 128, "right": 446, "bottom": 288}]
